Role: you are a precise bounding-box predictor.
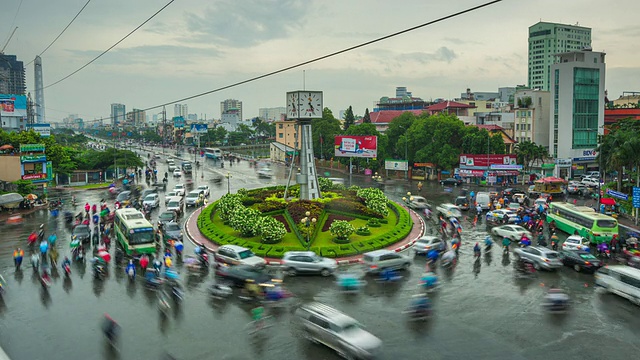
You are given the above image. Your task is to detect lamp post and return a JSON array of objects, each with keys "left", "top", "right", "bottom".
[
  {"left": 301, "top": 211, "right": 317, "bottom": 250},
  {"left": 225, "top": 172, "right": 232, "bottom": 194}
]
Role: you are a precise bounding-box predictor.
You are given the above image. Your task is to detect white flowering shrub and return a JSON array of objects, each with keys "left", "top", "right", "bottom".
[
  {"left": 330, "top": 220, "right": 355, "bottom": 241},
  {"left": 356, "top": 187, "right": 389, "bottom": 216},
  {"left": 229, "top": 207, "right": 262, "bottom": 237},
  {"left": 217, "top": 194, "right": 243, "bottom": 222},
  {"left": 260, "top": 216, "right": 287, "bottom": 244}
]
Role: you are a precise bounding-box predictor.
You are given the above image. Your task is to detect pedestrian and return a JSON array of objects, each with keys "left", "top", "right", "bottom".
[{"left": 417, "top": 181, "right": 423, "bottom": 192}]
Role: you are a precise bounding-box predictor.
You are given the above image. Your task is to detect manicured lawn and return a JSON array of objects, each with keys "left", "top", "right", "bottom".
[
  {"left": 72, "top": 182, "right": 111, "bottom": 189},
  {"left": 211, "top": 211, "right": 301, "bottom": 247},
  {"left": 312, "top": 210, "right": 397, "bottom": 247}
]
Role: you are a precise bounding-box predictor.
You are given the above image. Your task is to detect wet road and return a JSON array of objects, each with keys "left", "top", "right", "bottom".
[{"left": 0, "top": 149, "right": 639, "bottom": 360}]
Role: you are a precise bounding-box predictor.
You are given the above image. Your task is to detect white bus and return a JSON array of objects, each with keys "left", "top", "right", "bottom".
[
  {"left": 595, "top": 265, "right": 640, "bottom": 306},
  {"left": 204, "top": 147, "right": 222, "bottom": 159},
  {"left": 114, "top": 208, "right": 156, "bottom": 255}
]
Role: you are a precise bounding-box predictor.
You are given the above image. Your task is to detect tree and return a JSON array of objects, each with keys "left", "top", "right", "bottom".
[
  {"left": 406, "top": 113, "right": 467, "bottom": 170},
  {"left": 514, "top": 140, "right": 548, "bottom": 173},
  {"left": 343, "top": 106, "right": 355, "bottom": 131},
  {"left": 363, "top": 108, "right": 371, "bottom": 123},
  {"left": 386, "top": 112, "right": 422, "bottom": 157},
  {"left": 597, "top": 119, "right": 640, "bottom": 191},
  {"left": 312, "top": 107, "right": 342, "bottom": 160}
]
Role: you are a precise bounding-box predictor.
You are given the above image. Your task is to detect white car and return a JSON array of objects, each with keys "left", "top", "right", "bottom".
[
  {"left": 491, "top": 225, "right": 532, "bottom": 242},
  {"left": 582, "top": 177, "right": 600, "bottom": 187},
  {"left": 173, "top": 169, "right": 182, "bottom": 177},
  {"left": 486, "top": 209, "right": 519, "bottom": 223},
  {"left": 168, "top": 161, "right": 177, "bottom": 171},
  {"left": 142, "top": 194, "right": 160, "bottom": 209},
  {"left": 257, "top": 168, "right": 273, "bottom": 179},
  {"left": 172, "top": 184, "right": 185, "bottom": 196},
  {"left": 196, "top": 185, "right": 210, "bottom": 197},
  {"left": 435, "top": 203, "right": 462, "bottom": 219},
  {"left": 165, "top": 191, "right": 178, "bottom": 204},
  {"left": 412, "top": 236, "right": 443, "bottom": 255},
  {"left": 562, "top": 235, "right": 590, "bottom": 251},
  {"left": 166, "top": 197, "right": 183, "bottom": 214}
]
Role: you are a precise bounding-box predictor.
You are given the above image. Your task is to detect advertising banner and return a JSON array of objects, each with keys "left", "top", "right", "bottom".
[
  {"left": 385, "top": 159, "right": 408, "bottom": 171},
  {"left": 334, "top": 135, "right": 377, "bottom": 158},
  {"left": 490, "top": 164, "right": 523, "bottom": 170},
  {"left": 46, "top": 161, "right": 53, "bottom": 181},
  {"left": 190, "top": 124, "right": 208, "bottom": 133},
  {"left": 606, "top": 189, "right": 629, "bottom": 201},
  {"left": 20, "top": 155, "right": 47, "bottom": 163},
  {"left": 173, "top": 116, "right": 185, "bottom": 129},
  {"left": 22, "top": 173, "right": 47, "bottom": 180},
  {"left": 459, "top": 154, "right": 517, "bottom": 167},
  {"left": 0, "top": 94, "right": 27, "bottom": 117},
  {"left": 20, "top": 144, "right": 46, "bottom": 153},
  {"left": 26, "top": 123, "right": 51, "bottom": 137}
]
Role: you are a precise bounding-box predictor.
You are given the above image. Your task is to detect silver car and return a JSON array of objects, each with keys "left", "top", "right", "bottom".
[
  {"left": 513, "top": 246, "right": 563, "bottom": 271},
  {"left": 295, "top": 302, "right": 382, "bottom": 359},
  {"left": 282, "top": 251, "right": 338, "bottom": 277},
  {"left": 412, "top": 236, "right": 443, "bottom": 255},
  {"left": 362, "top": 249, "right": 411, "bottom": 274}
]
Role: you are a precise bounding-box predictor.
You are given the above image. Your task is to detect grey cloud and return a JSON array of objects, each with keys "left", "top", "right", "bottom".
[
  {"left": 443, "top": 37, "right": 480, "bottom": 45},
  {"left": 401, "top": 47, "right": 457, "bottom": 64},
  {"left": 184, "top": 0, "right": 306, "bottom": 47},
  {"left": 65, "top": 45, "right": 223, "bottom": 66}
]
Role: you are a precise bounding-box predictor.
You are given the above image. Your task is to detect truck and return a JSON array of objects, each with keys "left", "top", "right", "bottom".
[{"left": 181, "top": 162, "right": 193, "bottom": 175}]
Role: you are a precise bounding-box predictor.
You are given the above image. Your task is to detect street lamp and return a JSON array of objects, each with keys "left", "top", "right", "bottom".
[
  {"left": 225, "top": 172, "right": 232, "bottom": 194},
  {"left": 301, "top": 211, "right": 317, "bottom": 250}
]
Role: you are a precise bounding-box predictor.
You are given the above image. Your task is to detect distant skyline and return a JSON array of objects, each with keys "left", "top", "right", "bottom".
[{"left": 2, "top": 0, "right": 639, "bottom": 122}]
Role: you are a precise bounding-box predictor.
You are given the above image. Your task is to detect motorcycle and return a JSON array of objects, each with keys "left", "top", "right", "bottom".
[
  {"left": 62, "top": 262, "right": 72, "bottom": 277},
  {"left": 171, "top": 284, "right": 184, "bottom": 303},
  {"left": 199, "top": 252, "right": 209, "bottom": 269},
  {"left": 31, "top": 254, "right": 40, "bottom": 270},
  {"left": 93, "top": 262, "right": 107, "bottom": 280},
  {"left": 209, "top": 283, "right": 233, "bottom": 299},
  {"left": 551, "top": 240, "right": 558, "bottom": 251},
  {"left": 542, "top": 289, "right": 570, "bottom": 313},
  {"left": 126, "top": 261, "right": 136, "bottom": 281}
]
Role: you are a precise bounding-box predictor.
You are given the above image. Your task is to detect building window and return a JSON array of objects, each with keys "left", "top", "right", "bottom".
[
  {"left": 278, "top": 133, "right": 283, "bottom": 138},
  {"left": 572, "top": 67, "right": 600, "bottom": 148},
  {"left": 278, "top": 124, "right": 283, "bottom": 129}
]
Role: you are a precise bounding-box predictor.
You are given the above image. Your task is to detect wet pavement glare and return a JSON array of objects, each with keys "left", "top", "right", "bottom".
[{"left": 0, "top": 150, "right": 639, "bottom": 360}]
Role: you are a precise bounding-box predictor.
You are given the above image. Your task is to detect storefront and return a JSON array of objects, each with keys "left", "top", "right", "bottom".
[
  {"left": 489, "top": 165, "right": 521, "bottom": 185},
  {"left": 554, "top": 158, "right": 572, "bottom": 179},
  {"left": 458, "top": 154, "right": 521, "bottom": 185},
  {"left": 572, "top": 150, "right": 599, "bottom": 179},
  {"left": 540, "top": 163, "right": 555, "bottom": 177},
  {"left": 412, "top": 162, "right": 437, "bottom": 181},
  {"left": 20, "top": 144, "right": 51, "bottom": 185}
]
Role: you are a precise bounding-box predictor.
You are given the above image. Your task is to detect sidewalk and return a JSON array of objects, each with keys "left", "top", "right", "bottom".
[{"left": 184, "top": 203, "right": 425, "bottom": 265}]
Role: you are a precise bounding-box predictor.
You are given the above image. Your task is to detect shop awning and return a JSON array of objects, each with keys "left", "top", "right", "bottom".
[
  {"left": 494, "top": 170, "right": 520, "bottom": 176},
  {"left": 600, "top": 198, "right": 616, "bottom": 206}
]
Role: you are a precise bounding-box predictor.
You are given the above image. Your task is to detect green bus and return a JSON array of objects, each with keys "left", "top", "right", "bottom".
[
  {"left": 546, "top": 202, "right": 618, "bottom": 244},
  {"left": 114, "top": 208, "right": 156, "bottom": 255}
]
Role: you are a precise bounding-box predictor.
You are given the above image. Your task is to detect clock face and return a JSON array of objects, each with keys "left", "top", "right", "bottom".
[
  {"left": 301, "top": 91, "right": 323, "bottom": 118},
  {"left": 286, "top": 92, "right": 299, "bottom": 119}
]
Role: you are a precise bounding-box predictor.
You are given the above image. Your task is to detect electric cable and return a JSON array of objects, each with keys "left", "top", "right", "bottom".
[
  {"left": 43, "top": 0, "right": 175, "bottom": 90},
  {"left": 26, "top": 0, "right": 93, "bottom": 66}
]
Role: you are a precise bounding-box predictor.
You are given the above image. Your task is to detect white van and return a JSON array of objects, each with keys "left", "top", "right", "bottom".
[
  {"left": 475, "top": 192, "right": 491, "bottom": 210},
  {"left": 595, "top": 265, "right": 640, "bottom": 306}
]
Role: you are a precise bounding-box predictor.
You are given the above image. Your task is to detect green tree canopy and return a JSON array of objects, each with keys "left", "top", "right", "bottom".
[
  {"left": 312, "top": 107, "right": 343, "bottom": 160},
  {"left": 362, "top": 108, "right": 371, "bottom": 123},
  {"left": 343, "top": 106, "right": 355, "bottom": 131}
]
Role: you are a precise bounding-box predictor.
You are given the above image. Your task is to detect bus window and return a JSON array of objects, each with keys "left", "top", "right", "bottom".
[
  {"left": 596, "top": 219, "right": 617, "bottom": 228},
  {"left": 130, "top": 231, "right": 154, "bottom": 245}
]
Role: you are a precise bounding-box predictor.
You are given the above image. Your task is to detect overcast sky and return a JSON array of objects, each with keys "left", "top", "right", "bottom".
[{"left": 3, "top": 0, "right": 639, "bottom": 122}]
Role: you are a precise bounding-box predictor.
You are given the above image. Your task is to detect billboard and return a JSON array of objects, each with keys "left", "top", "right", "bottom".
[
  {"left": 459, "top": 154, "right": 517, "bottom": 168},
  {"left": 26, "top": 123, "right": 51, "bottom": 137},
  {"left": 173, "top": 116, "right": 185, "bottom": 129},
  {"left": 334, "top": 135, "right": 377, "bottom": 158},
  {"left": 190, "top": 124, "right": 208, "bottom": 133},
  {"left": 0, "top": 94, "right": 27, "bottom": 118},
  {"left": 385, "top": 159, "right": 408, "bottom": 171}
]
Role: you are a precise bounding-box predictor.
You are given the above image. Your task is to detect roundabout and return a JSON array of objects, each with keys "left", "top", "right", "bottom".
[{"left": 185, "top": 183, "right": 425, "bottom": 263}]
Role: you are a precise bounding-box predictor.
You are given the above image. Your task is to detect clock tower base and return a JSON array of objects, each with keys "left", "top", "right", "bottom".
[{"left": 296, "top": 119, "right": 321, "bottom": 200}]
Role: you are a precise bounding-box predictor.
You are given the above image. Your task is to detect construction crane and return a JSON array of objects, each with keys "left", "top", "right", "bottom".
[{"left": 1, "top": 27, "right": 18, "bottom": 54}]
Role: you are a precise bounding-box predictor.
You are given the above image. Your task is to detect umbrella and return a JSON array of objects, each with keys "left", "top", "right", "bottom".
[
  {"left": 0, "top": 144, "right": 13, "bottom": 151},
  {"left": 26, "top": 194, "right": 38, "bottom": 201},
  {"left": 98, "top": 250, "right": 111, "bottom": 263}
]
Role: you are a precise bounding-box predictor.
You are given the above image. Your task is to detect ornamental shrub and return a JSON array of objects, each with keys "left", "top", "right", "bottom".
[
  {"left": 330, "top": 220, "right": 355, "bottom": 241},
  {"left": 317, "top": 177, "right": 334, "bottom": 191},
  {"left": 355, "top": 226, "right": 371, "bottom": 236},
  {"left": 228, "top": 207, "right": 262, "bottom": 237},
  {"left": 356, "top": 187, "right": 389, "bottom": 216},
  {"left": 256, "top": 200, "right": 287, "bottom": 213},
  {"left": 367, "top": 218, "right": 381, "bottom": 227},
  {"left": 260, "top": 216, "right": 287, "bottom": 244},
  {"left": 217, "top": 194, "right": 243, "bottom": 222}
]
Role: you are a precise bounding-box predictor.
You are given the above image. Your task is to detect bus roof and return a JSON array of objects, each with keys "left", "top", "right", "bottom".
[
  {"left": 601, "top": 265, "right": 640, "bottom": 278},
  {"left": 550, "top": 202, "right": 617, "bottom": 220},
  {"left": 115, "top": 208, "right": 153, "bottom": 227}
]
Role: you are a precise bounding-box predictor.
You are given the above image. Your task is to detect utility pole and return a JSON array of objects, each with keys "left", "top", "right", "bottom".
[{"left": 162, "top": 106, "right": 166, "bottom": 155}]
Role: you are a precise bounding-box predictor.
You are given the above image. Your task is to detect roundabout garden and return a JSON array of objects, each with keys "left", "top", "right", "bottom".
[{"left": 196, "top": 178, "right": 414, "bottom": 258}]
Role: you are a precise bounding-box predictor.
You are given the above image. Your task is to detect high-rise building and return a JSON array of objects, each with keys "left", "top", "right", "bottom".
[
  {"left": 513, "top": 89, "right": 551, "bottom": 147},
  {"left": 34, "top": 56, "right": 46, "bottom": 123},
  {"left": 110, "top": 103, "right": 126, "bottom": 127},
  {"left": 0, "top": 54, "right": 26, "bottom": 95},
  {"left": 528, "top": 22, "right": 592, "bottom": 91},
  {"left": 549, "top": 49, "right": 605, "bottom": 178},
  {"left": 258, "top": 107, "right": 286, "bottom": 122},
  {"left": 128, "top": 109, "right": 145, "bottom": 127},
  {"left": 221, "top": 99, "right": 242, "bottom": 120},
  {"left": 174, "top": 104, "right": 188, "bottom": 118}
]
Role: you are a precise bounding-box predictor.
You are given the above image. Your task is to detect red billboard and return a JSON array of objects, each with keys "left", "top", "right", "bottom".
[
  {"left": 459, "top": 154, "right": 517, "bottom": 167},
  {"left": 22, "top": 173, "right": 47, "bottom": 180},
  {"left": 334, "top": 135, "right": 377, "bottom": 158}
]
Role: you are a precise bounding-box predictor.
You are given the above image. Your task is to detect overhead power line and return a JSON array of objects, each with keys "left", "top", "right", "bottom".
[
  {"left": 76, "top": 0, "right": 505, "bottom": 123},
  {"left": 43, "top": 0, "right": 175, "bottom": 90},
  {"left": 26, "top": 0, "right": 93, "bottom": 66}
]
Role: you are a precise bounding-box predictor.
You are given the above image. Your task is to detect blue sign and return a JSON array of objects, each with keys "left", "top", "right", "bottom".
[
  {"left": 572, "top": 157, "right": 596, "bottom": 162},
  {"left": 190, "top": 124, "right": 208, "bottom": 133},
  {"left": 173, "top": 116, "right": 185, "bottom": 129},
  {"left": 606, "top": 189, "right": 629, "bottom": 201},
  {"left": 633, "top": 187, "right": 640, "bottom": 208}
]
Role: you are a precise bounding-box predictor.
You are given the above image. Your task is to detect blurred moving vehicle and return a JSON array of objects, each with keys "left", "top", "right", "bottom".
[
  {"left": 281, "top": 251, "right": 338, "bottom": 277},
  {"left": 558, "top": 250, "right": 601, "bottom": 272}
]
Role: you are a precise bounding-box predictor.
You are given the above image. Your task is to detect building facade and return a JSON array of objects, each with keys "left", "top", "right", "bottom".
[
  {"left": 528, "top": 22, "right": 592, "bottom": 91},
  {"left": 550, "top": 49, "right": 605, "bottom": 177},
  {"left": 174, "top": 104, "right": 188, "bottom": 118},
  {"left": 259, "top": 107, "right": 286, "bottom": 122},
  {"left": 274, "top": 121, "right": 298, "bottom": 149},
  {"left": 221, "top": 99, "right": 242, "bottom": 120},
  {"left": 110, "top": 103, "right": 125, "bottom": 127},
  {"left": 513, "top": 89, "right": 551, "bottom": 147},
  {"left": 0, "top": 54, "right": 25, "bottom": 95},
  {"left": 127, "top": 109, "right": 145, "bottom": 127}
]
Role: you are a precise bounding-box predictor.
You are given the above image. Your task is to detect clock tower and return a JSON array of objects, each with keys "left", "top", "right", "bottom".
[{"left": 286, "top": 91, "right": 323, "bottom": 200}]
